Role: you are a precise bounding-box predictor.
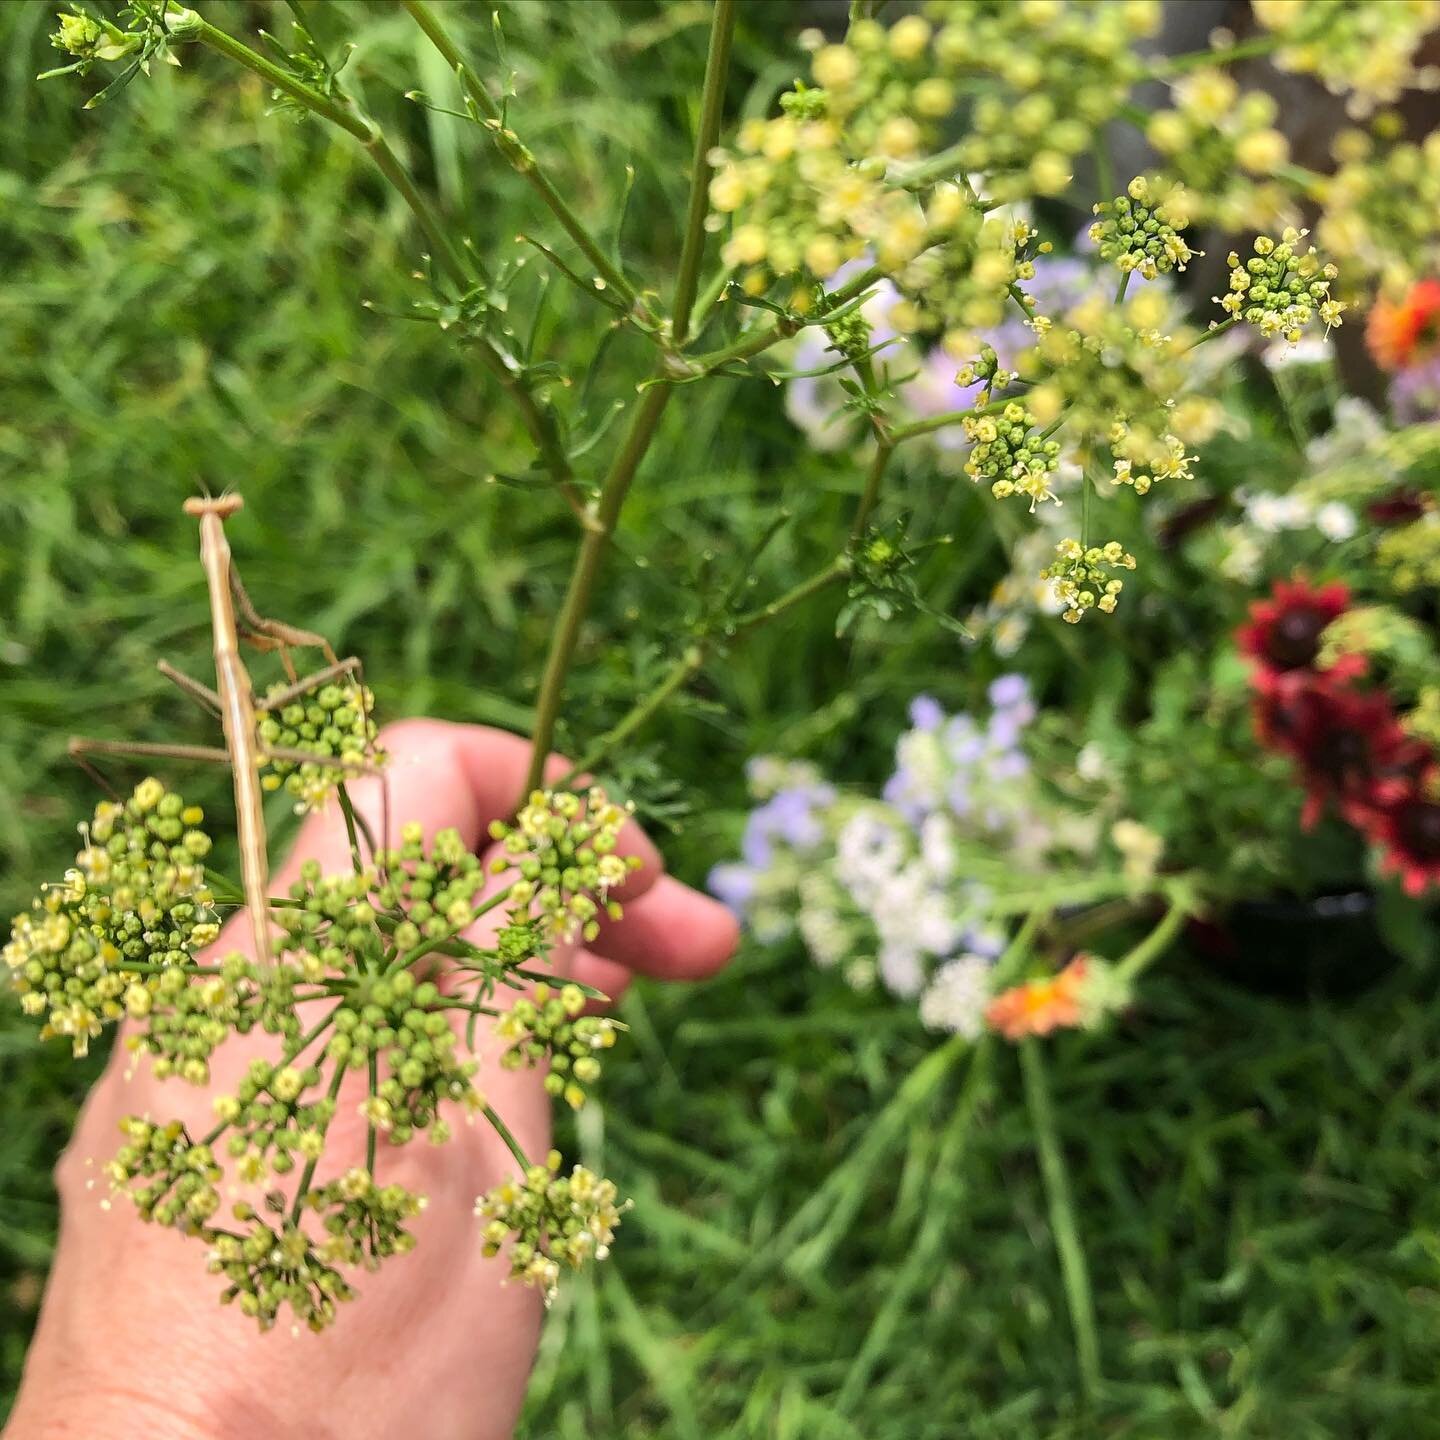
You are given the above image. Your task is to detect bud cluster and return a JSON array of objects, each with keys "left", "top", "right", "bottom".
[
  {"left": 1253, "top": 0, "right": 1440, "bottom": 118},
  {"left": 1318, "top": 130, "right": 1440, "bottom": 292},
  {"left": 488, "top": 787, "right": 639, "bottom": 943},
  {"left": 476, "top": 1152, "right": 627, "bottom": 1304},
  {"left": 1146, "top": 70, "right": 1293, "bottom": 230},
  {"left": 963, "top": 402, "right": 1062, "bottom": 511},
  {"left": 1027, "top": 292, "right": 1219, "bottom": 488},
  {"left": 496, "top": 981, "right": 619, "bottom": 1110},
  {"left": 3, "top": 782, "right": 217, "bottom": 1056},
  {"left": 1216, "top": 230, "right": 1345, "bottom": 344},
  {"left": 258, "top": 675, "right": 382, "bottom": 813},
  {"left": 1041, "top": 538, "right": 1137, "bottom": 623},
  {"left": 1089, "top": 176, "right": 1197, "bottom": 280}
]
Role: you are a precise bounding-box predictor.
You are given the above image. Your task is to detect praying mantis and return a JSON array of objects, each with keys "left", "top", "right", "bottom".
[{"left": 68, "top": 495, "right": 381, "bottom": 962}]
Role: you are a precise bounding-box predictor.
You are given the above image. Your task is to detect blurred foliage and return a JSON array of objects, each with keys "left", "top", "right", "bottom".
[{"left": 2, "top": 2, "right": 1439, "bottom": 1435}]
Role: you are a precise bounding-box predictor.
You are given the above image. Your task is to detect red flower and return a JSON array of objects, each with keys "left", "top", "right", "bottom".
[
  {"left": 1366, "top": 488, "right": 1429, "bottom": 527},
  {"left": 1249, "top": 654, "right": 1420, "bottom": 828},
  {"left": 1367, "top": 279, "right": 1440, "bottom": 372},
  {"left": 1237, "top": 578, "right": 1350, "bottom": 674},
  {"left": 1360, "top": 782, "right": 1440, "bottom": 896}
]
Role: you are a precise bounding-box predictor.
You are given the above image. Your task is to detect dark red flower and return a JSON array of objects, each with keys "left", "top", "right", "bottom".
[
  {"left": 1366, "top": 489, "right": 1428, "bottom": 527},
  {"left": 1360, "top": 782, "right": 1440, "bottom": 896},
  {"left": 1254, "top": 673, "right": 1420, "bottom": 829},
  {"left": 1237, "top": 578, "right": 1350, "bottom": 674}
]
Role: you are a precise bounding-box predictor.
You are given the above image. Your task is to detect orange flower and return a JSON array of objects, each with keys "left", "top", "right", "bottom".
[
  {"left": 1366, "top": 279, "right": 1440, "bottom": 372},
  {"left": 984, "top": 957, "right": 1089, "bottom": 1041}
]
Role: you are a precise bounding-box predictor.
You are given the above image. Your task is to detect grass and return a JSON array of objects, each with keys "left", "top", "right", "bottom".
[{"left": 3, "top": 2, "right": 1439, "bottom": 1434}]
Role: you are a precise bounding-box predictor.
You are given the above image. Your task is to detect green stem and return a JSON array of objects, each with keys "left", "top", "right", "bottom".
[
  {"left": 686, "top": 264, "right": 885, "bottom": 369},
  {"left": 366, "top": 1050, "right": 379, "bottom": 1175},
  {"left": 1149, "top": 33, "right": 1288, "bottom": 77},
  {"left": 115, "top": 959, "right": 223, "bottom": 977},
  {"left": 670, "top": 0, "right": 737, "bottom": 344},
  {"left": 567, "top": 644, "right": 706, "bottom": 781},
  {"left": 1114, "top": 893, "right": 1192, "bottom": 987},
  {"left": 521, "top": 384, "right": 672, "bottom": 796},
  {"left": 401, "top": 0, "right": 645, "bottom": 317},
  {"left": 190, "top": 14, "right": 578, "bottom": 501},
  {"left": 889, "top": 394, "right": 1017, "bottom": 442},
  {"left": 190, "top": 17, "right": 369, "bottom": 138},
  {"left": 849, "top": 441, "right": 896, "bottom": 541},
  {"left": 559, "top": 550, "right": 853, "bottom": 785},
  {"left": 336, "top": 784, "right": 365, "bottom": 875},
  {"left": 1115, "top": 270, "right": 1131, "bottom": 303},
  {"left": 731, "top": 555, "right": 851, "bottom": 634},
  {"left": 1020, "top": 1038, "right": 1102, "bottom": 1404},
  {"left": 483, "top": 1102, "right": 531, "bottom": 1171},
  {"left": 893, "top": 139, "right": 972, "bottom": 191},
  {"left": 1188, "top": 315, "right": 1241, "bottom": 350},
  {"left": 290, "top": 1059, "right": 349, "bottom": 1224}
]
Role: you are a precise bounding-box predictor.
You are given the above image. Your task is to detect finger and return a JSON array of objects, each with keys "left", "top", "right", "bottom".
[
  {"left": 586, "top": 875, "right": 739, "bottom": 980},
  {"left": 278, "top": 719, "right": 663, "bottom": 895},
  {"left": 216, "top": 721, "right": 662, "bottom": 952}
]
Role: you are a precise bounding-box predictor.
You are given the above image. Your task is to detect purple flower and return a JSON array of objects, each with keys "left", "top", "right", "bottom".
[
  {"left": 708, "top": 863, "right": 757, "bottom": 915},
  {"left": 740, "top": 825, "right": 774, "bottom": 870},
  {"left": 989, "top": 751, "right": 1030, "bottom": 780},
  {"left": 909, "top": 695, "right": 945, "bottom": 731},
  {"left": 987, "top": 674, "right": 1030, "bottom": 710},
  {"left": 987, "top": 711, "right": 1020, "bottom": 749},
  {"left": 945, "top": 721, "right": 986, "bottom": 765},
  {"left": 1392, "top": 354, "right": 1440, "bottom": 422}
]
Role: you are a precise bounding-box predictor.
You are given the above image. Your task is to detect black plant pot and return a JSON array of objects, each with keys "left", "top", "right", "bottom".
[{"left": 1186, "top": 890, "right": 1406, "bottom": 1000}]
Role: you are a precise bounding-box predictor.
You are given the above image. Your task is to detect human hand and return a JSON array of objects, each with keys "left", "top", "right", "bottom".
[{"left": 6, "top": 721, "right": 738, "bottom": 1440}]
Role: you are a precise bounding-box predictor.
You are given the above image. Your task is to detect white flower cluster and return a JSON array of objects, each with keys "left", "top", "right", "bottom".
[{"left": 712, "top": 683, "right": 1100, "bottom": 1034}]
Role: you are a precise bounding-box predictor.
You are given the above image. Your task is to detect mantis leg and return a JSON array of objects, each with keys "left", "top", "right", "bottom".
[
  {"left": 156, "top": 659, "right": 222, "bottom": 718},
  {"left": 230, "top": 564, "right": 339, "bottom": 680},
  {"left": 67, "top": 735, "right": 232, "bottom": 800},
  {"left": 257, "top": 656, "right": 363, "bottom": 713}
]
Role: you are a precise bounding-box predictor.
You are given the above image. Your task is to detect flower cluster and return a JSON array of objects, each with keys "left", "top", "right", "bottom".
[
  {"left": 708, "top": 3, "right": 1156, "bottom": 338},
  {"left": 1215, "top": 230, "right": 1345, "bottom": 344},
  {"left": 496, "top": 980, "right": 618, "bottom": 1110},
  {"left": 488, "top": 787, "right": 639, "bottom": 943},
  {"left": 1040, "top": 539, "right": 1137, "bottom": 623},
  {"left": 1089, "top": 176, "right": 1197, "bottom": 280},
  {"left": 1253, "top": 0, "right": 1440, "bottom": 118},
  {"left": 963, "top": 402, "right": 1062, "bottom": 510},
  {"left": 6, "top": 773, "right": 637, "bottom": 1330},
  {"left": 928, "top": 1, "right": 1159, "bottom": 198},
  {"left": 476, "top": 1153, "right": 626, "bottom": 1304},
  {"left": 984, "top": 954, "right": 1128, "bottom": 1041},
  {"left": 1374, "top": 510, "right": 1440, "bottom": 593},
  {"left": 1146, "top": 69, "right": 1293, "bottom": 230},
  {"left": 1240, "top": 577, "right": 1440, "bottom": 895},
  {"left": 1027, "top": 291, "right": 1217, "bottom": 493},
  {"left": 258, "top": 674, "right": 382, "bottom": 813},
  {"left": 1319, "top": 131, "right": 1440, "bottom": 291},
  {"left": 3, "top": 781, "right": 217, "bottom": 1057},
  {"left": 1368, "top": 278, "right": 1440, "bottom": 422},
  {"left": 106, "top": 1119, "right": 425, "bottom": 1331},
  {"left": 713, "top": 683, "right": 1107, "bottom": 1025}
]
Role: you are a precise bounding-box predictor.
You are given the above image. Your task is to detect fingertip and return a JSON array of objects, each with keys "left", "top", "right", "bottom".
[{"left": 591, "top": 875, "right": 740, "bottom": 980}]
